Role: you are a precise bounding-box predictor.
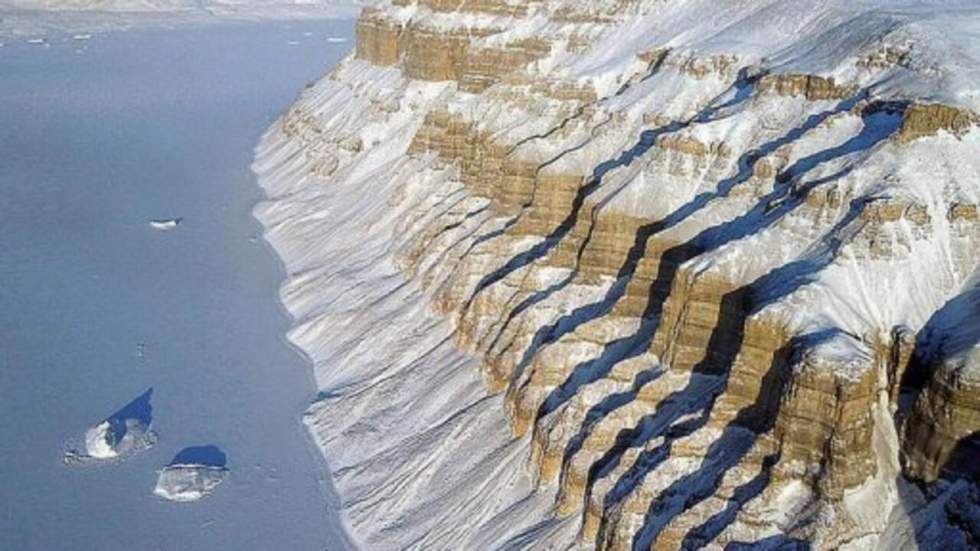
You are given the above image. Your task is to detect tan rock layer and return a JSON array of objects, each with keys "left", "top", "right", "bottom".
[
  {"left": 903, "top": 362, "right": 980, "bottom": 482},
  {"left": 898, "top": 103, "right": 977, "bottom": 142},
  {"left": 774, "top": 352, "right": 879, "bottom": 498},
  {"left": 356, "top": 8, "right": 402, "bottom": 67},
  {"left": 757, "top": 73, "right": 857, "bottom": 101},
  {"left": 355, "top": 5, "right": 592, "bottom": 90},
  {"left": 461, "top": 38, "right": 553, "bottom": 93},
  {"left": 356, "top": 9, "right": 504, "bottom": 81}
]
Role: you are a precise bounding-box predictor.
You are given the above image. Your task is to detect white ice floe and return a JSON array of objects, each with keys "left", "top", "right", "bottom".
[
  {"left": 149, "top": 217, "right": 181, "bottom": 231},
  {"left": 153, "top": 464, "right": 228, "bottom": 502},
  {"left": 325, "top": 37, "right": 346, "bottom": 43},
  {"left": 72, "top": 34, "right": 91, "bottom": 40}
]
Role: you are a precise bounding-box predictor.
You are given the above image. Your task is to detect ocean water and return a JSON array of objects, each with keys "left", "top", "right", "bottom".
[{"left": 0, "top": 20, "right": 356, "bottom": 550}]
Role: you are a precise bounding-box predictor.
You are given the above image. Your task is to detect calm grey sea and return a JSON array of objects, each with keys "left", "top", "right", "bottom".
[{"left": 0, "top": 19, "right": 355, "bottom": 551}]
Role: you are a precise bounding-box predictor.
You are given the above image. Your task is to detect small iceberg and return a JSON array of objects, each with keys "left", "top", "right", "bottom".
[
  {"left": 154, "top": 465, "right": 228, "bottom": 502},
  {"left": 326, "top": 37, "right": 347, "bottom": 43},
  {"left": 149, "top": 217, "right": 181, "bottom": 231},
  {"left": 26, "top": 38, "right": 45, "bottom": 45},
  {"left": 64, "top": 388, "right": 156, "bottom": 465},
  {"left": 154, "top": 446, "right": 229, "bottom": 502},
  {"left": 287, "top": 40, "right": 301, "bottom": 46},
  {"left": 72, "top": 34, "right": 92, "bottom": 41}
]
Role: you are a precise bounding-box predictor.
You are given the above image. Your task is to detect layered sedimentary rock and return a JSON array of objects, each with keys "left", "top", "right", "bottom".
[
  {"left": 904, "top": 353, "right": 980, "bottom": 483},
  {"left": 902, "top": 279, "right": 980, "bottom": 486},
  {"left": 253, "top": 1, "right": 980, "bottom": 549}
]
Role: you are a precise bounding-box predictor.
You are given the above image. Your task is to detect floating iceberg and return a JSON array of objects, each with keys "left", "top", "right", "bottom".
[
  {"left": 154, "top": 465, "right": 228, "bottom": 502},
  {"left": 83, "top": 418, "right": 153, "bottom": 459},
  {"left": 149, "top": 217, "right": 181, "bottom": 231},
  {"left": 64, "top": 388, "right": 156, "bottom": 465},
  {"left": 153, "top": 446, "right": 228, "bottom": 502}
]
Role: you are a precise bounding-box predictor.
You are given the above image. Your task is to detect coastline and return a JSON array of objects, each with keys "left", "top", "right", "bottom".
[
  {"left": 252, "top": 210, "right": 362, "bottom": 550},
  {"left": 250, "top": 123, "right": 360, "bottom": 550}
]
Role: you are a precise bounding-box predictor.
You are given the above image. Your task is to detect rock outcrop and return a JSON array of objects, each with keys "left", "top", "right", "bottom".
[{"left": 253, "top": 1, "right": 980, "bottom": 549}]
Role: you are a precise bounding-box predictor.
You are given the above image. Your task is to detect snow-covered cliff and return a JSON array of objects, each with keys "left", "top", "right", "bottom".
[{"left": 253, "top": 1, "right": 980, "bottom": 548}]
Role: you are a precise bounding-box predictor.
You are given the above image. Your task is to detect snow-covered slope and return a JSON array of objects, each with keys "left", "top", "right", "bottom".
[{"left": 254, "top": 1, "right": 980, "bottom": 549}]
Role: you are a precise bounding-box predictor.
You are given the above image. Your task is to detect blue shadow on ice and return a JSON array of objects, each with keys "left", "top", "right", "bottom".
[
  {"left": 169, "top": 445, "right": 227, "bottom": 468},
  {"left": 106, "top": 387, "right": 153, "bottom": 440}
]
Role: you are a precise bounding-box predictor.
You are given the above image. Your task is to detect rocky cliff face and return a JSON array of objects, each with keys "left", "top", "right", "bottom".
[{"left": 253, "top": 1, "right": 980, "bottom": 549}]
